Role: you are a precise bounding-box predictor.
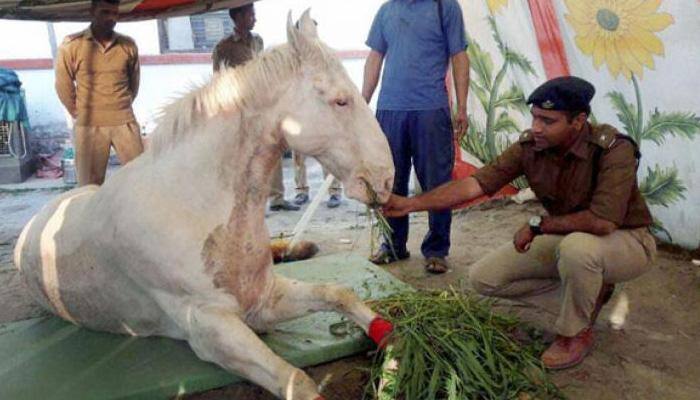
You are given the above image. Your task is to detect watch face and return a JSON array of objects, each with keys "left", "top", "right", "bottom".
[{"left": 529, "top": 216, "right": 542, "bottom": 227}]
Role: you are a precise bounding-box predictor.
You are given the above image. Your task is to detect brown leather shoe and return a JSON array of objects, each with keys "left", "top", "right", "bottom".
[{"left": 541, "top": 327, "right": 594, "bottom": 370}]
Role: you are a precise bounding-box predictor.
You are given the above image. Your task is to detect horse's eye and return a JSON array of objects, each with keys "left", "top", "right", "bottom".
[{"left": 335, "top": 99, "right": 348, "bottom": 107}]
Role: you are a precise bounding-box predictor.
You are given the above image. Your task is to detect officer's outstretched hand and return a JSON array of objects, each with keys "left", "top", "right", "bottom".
[
  {"left": 513, "top": 224, "right": 535, "bottom": 253},
  {"left": 381, "top": 194, "right": 412, "bottom": 218}
]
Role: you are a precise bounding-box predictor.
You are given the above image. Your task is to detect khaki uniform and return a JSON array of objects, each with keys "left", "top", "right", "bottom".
[
  {"left": 469, "top": 123, "right": 656, "bottom": 336},
  {"left": 212, "top": 31, "right": 288, "bottom": 206},
  {"left": 293, "top": 151, "right": 342, "bottom": 196},
  {"left": 55, "top": 28, "right": 143, "bottom": 186}
]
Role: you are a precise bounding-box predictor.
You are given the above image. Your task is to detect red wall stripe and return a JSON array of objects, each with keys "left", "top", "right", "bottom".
[{"left": 527, "top": 0, "right": 570, "bottom": 79}]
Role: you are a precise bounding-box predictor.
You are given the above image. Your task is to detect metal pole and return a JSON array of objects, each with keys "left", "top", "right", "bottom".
[{"left": 47, "top": 22, "right": 58, "bottom": 59}]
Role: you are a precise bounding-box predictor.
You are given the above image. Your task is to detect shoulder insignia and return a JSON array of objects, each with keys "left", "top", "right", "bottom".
[
  {"left": 590, "top": 124, "right": 619, "bottom": 149},
  {"left": 518, "top": 130, "right": 534, "bottom": 143}
]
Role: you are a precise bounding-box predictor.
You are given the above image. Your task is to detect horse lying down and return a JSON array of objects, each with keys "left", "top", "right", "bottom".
[{"left": 14, "top": 12, "right": 394, "bottom": 400}]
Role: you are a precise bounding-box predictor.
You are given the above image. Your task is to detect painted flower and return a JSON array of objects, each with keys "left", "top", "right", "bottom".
[
  {"left": 564, "top": 0, "right": 674, "bottom": 79},
  {"left": 486, "top": 0, "right": 508, "bottom": 14}
]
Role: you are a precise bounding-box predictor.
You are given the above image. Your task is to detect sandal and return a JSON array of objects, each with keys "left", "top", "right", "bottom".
[
  {"left": 369, "top": 246, "right": 410, "bottom": 265},
  {"left": 424, "top": 257, "right": 450, "bottom": 274}
]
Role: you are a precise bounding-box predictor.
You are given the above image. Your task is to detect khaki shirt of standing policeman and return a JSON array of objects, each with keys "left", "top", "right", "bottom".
[
  {"left": 473, "top": 123, "right": 653, "bottom": 228},
  {"left": 55, "top": 28, "right": 139, "bottom": 127},
  {"left": 212, "top": 31, "right": 263, "bottom": 72}
]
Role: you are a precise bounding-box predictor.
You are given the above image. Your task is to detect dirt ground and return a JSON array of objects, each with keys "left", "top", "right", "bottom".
[{"left": 1, "top": 160, "right": 699, "bottom": 400}]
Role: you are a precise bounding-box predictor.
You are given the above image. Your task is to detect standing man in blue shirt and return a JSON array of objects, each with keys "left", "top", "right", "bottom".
[{"left": 363, "top": 0, "right": 469, "bottom": 273}]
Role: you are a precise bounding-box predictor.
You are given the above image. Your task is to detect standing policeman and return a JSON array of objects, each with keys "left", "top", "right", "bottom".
[
  {"left": 55, "top": 0, "right": 143, "bottom": 186},
  {"left": 382, "top": 76, "right": 657, "bottom": 369}
]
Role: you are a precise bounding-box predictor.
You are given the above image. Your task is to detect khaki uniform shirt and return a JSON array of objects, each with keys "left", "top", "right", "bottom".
[
  {"left": 212, "top": 31, "right": 263, "bottom": 71},
  {"left": 55, "top": 28, "right": 139, "bottom": 127},
  {"left": 473, "top": 123, "right": 653, "bottom": 228}
]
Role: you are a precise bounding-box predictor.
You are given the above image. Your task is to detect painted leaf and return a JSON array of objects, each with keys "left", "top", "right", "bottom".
[
  {"left": 494, "top": 84, "right": 528, "bottom": 114},
  {"left": 607, "top": 91, "right": 638, "bottom": 141},
  {"left": 642, "top": 109, "right": 700, "bottom": 145},
  {"left": 639, "top": 164, "right": 687, "bottom": 207},
  {"left": 470, "top": 80, "right": 490, "bottom": 112},
  {"left": 504, "top": 49, "right": 536, "bottom": 77},
  {"left": 467, "top": 40, "right": 494, "bottom": 90},
  {"left": 493, "top": 111, "right": 520, "bottom": 135}
]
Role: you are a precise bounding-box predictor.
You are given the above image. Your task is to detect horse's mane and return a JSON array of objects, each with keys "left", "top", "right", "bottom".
[{"left": 149, "top": 44, "right": 305, "bottom": 156}]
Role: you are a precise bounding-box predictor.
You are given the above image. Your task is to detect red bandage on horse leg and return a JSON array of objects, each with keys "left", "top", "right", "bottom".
[{"left": 368, "top": 316, "right": 393, "bottom": 348}]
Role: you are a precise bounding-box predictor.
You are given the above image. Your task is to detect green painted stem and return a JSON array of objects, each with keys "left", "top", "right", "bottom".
[
  {"left": 632, "top": 74, "right": 644, "bottom": 143},
  {"left": 485, "top": 61, "right": 508, "bottom": 157}
]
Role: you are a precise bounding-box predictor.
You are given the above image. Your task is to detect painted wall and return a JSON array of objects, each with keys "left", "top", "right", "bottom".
[
  {"left": 457, "top": 0, "right": 700, "bottom": 249},
  {"left": 0, "top": 0, "right": 380, "bottom": 150}
]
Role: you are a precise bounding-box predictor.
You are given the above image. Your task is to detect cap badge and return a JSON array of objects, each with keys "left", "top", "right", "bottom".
[{"left": 542, "top": 100, "right": 555, "bottom": 109}]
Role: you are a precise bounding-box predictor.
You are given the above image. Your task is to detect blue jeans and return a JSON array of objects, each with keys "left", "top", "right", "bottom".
[{"left": 377, "top": 108, "right": 454, "bottom": 258}]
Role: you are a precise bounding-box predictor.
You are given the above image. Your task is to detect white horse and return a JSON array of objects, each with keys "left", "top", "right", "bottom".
[{"left": 14, "top": 12, "right": 394, "bottom": 400}]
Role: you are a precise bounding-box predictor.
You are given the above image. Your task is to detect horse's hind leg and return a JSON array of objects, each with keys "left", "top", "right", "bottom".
[
  {"left": 184, "top": 303, "right": 323, "bottom": 400},
  {"left": 250, "top": 275, "right": 393, "bottom": 347}
]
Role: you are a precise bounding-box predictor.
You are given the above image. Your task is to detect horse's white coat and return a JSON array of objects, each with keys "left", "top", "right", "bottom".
[{"left": 14, "top": 11, "right": 394, "bottom": 400}]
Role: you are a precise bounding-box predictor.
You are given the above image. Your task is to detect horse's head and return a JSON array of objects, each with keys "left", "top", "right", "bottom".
[{"left": 276, "top": 10, "right": 394, "bottom": 205}]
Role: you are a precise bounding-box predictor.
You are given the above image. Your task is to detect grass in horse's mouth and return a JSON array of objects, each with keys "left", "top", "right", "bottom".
[{"left": 362, "top": 179, "right": 397, "bottom": 259}]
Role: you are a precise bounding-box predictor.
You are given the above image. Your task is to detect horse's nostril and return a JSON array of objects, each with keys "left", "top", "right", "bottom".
[{"left": 384, "top": 177, "right": 393, "bottom": 193}]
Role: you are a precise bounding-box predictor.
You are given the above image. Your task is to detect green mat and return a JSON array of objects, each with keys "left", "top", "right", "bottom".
[{"left": 0, "top": 254, "right": 409, "bottom": 400}]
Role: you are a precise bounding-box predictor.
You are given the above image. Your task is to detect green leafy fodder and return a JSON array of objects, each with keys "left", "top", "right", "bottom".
[{"left": 366, "top": 289, "right": 563, "bottom": 400}]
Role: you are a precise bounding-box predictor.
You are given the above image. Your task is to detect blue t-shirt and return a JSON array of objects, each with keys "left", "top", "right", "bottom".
[{"left": 366, "top": 0, "right": 468, "bottom": 111}]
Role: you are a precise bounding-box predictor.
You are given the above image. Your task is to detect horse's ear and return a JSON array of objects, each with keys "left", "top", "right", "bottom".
[
  {"left": 286, "top": 9, "right": 316, "bottom": 57},
  {"left": 297, "top": 9, "right": 318, "bottom": 39}
]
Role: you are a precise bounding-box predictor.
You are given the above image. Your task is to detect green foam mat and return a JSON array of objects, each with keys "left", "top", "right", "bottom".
[{"left": 0, "top": 254, "right": 409, "bottom": 400}]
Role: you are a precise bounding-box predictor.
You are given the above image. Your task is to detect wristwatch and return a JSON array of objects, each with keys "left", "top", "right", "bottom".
[{"left": 528, "top": 215, "right": 543, "bottom": 235}]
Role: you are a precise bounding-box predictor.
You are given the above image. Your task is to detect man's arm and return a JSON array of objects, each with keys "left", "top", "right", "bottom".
[
  {"left": 383, "top": 176, "right": 485, "bottom": 217},
  {"left": 541, "top": 211, "right": 617, "bottom": 236},
  {"left": 362, "top": 50, "right": 384, "bottom": 103},
  {"left": 513, "top": 210, "right": 617, "bottom": 253},
  {"left": 129, "top": 44, "right": 140, "bottom": 101},
  {"left": 451, "top": 50, "right": 469, "bottom": 139},
  {"left": 54, "top": 44, "right": 77, "bottom": 118}
]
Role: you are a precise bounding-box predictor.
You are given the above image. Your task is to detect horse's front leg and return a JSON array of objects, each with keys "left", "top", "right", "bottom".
[
  {"left": 250, "top": 275, "right": 393, "bottom": 347},
  {"left": 182, "top": 301, "right": 324, "bottom": 400}
]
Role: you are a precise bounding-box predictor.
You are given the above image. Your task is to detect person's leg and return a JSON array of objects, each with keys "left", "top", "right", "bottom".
[
  {"left": 375, "top": 110, "right": 411, "bottom": 255},
  {"left": 293, "top": 152, "right": 309, "bottom": 205},
  {"left": 269, "top": 158, "right": 285, "bottom": 206},
  {"left": 74, "top": 125, "right": 111, "bottom": 186},
  {"left": 411, "top": 108, "right": 454, "bottom": 260},
  {"left": 269, "top": 158, "right": 300, "bottom": 211},
  {"left": 322, "top": 167, "right": 342, "bottom": 196},
  {"left": 110, "top": 121, "right": 144, "bottom": 166},
  {"left": 319, "top": 165, "right": 342, "bottom": 208},
  {"left": 469, "top": 234, "right": 564, "bottom": 298},
  {"left": 554, "top": 228, "right": 656, "bottom": 336},
  {"left": 293, "top": 151, "right": 308, "bottom": 194},
  {"left": 541, "top": 228, "right": 656, "bottom": 369}
]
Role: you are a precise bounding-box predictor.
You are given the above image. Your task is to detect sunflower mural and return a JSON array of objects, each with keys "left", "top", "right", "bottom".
[
  {"left": 565, "top": 0, "right": 700, "bottom": 239},
  {"left": 486, "top": 0, "right": 509, "bottom": 14},
  {"left": 460, "top": 16, "right": 535, "bottom": 189}
]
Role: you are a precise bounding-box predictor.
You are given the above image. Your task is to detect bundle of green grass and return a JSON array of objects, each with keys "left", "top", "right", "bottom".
[{"left": 366, "top": 289, "right": 563, "bottom": 400}]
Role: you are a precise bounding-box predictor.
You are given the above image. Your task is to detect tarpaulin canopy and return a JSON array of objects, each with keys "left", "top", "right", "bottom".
[{"left": 0, "top": 0, "right": 256, "bottom": 22}]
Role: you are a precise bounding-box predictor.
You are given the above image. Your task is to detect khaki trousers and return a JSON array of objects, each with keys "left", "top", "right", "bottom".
[
  {"left": 269, "top": 156, "right": 286, "bottom": 206},
  {"left": 74, "top": 122, "right": 143, "bottom": 186},
  {"left": 469, "top": 227, "right": 657, "bottom": 336},
  {"left": 293, "top": 151, "right": 341, "bottom": 196}
]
